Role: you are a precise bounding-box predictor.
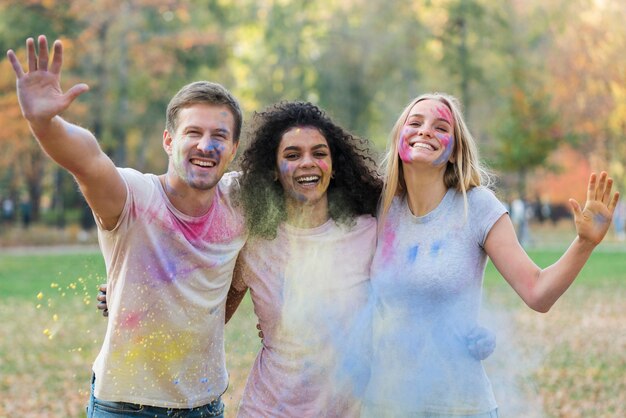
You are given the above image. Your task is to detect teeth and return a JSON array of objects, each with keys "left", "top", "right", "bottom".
[
  {"left": 191, "top": 159, "right": 216, "bottom": 167},
  {"left": 411, "top": 142, "right": 435, "bottom": 151},
  {"left": 297, "top": 176, "right": 320, "bottom": 184}
]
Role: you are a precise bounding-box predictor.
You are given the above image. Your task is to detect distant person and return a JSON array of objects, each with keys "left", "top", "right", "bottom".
[
  {"left": 8, "top": 35, "right": 246, "bottom": 417},
  {"left": 510, "top": 195, "right": 530, "bottom": 246},
  {"left": 2, "top": 197, "right": 15, "bottom": 223},
  {"left": 364, "top": 92, "right": 619, "bottom": 417},
  {"left": 19, "top": 196, "right": 32, "bottom": 229}
]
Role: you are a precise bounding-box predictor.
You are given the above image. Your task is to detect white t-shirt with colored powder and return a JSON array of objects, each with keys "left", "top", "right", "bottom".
[
  {"left": 232, "top": 215, "right": 377, "bottom": 418},
  {"left": 92, "top": 168, "right": 247, "bottom": 408},
  {"left": 364, "top": 187, "right": 507, "bottom": 416}
]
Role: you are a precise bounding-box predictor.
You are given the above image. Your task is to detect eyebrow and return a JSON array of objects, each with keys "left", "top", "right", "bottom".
[
  {"left": 214, "top": 127, "right": 231, "bottom": 134},
  {"left": 282, "top": 143, "right": 329, "bottom": 152},
  {"left": 407, "top": 114, "right": 452, "bottom": 125},
  {"left": 183, "top": 125, "right": 232, "bottom": 134}
]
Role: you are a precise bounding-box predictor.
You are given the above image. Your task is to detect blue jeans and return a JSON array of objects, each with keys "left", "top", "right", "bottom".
[{"left": 86, "top": 375, "right": 224, "bottom": 418}]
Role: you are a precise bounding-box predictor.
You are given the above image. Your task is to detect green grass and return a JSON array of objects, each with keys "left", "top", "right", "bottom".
[
  {"left": 0, "top": 253, "right": 106, "bottom": 299},
  {"left": 1, "top": 248, "right": 623, "bottom": 304},
  {"left": 1, "top": 247, "right": 624, "bottom": 417},
  {"left": 484, "top": 249, "right": 626, "bottom": 287}
]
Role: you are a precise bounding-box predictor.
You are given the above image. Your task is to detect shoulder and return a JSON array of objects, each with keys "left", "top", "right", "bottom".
[
  {"left": 467, "top": 186, "right": 505, "bottom": 209},
  {"left": 217, "top": 171, "right": 242, "bottom": 195},
  {"left": 355, "top": 214, "right": 377, "bottom": 231},
  {"left": 117, "top": 167, "right": 156, "bottom": 187}
]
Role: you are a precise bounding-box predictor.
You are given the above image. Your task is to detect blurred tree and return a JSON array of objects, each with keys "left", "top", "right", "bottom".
[
  {"left": 545, "top": 0, "right": 626, "bottom": 189},
  {"left": 0, "top": 0, "right": 83, "bottom": 222},
  {"left": 314, "top": 0, "right": 425, "bottom": 144},
  {"left": 490, "top": 0, "right": 566, "bottom": 199}
]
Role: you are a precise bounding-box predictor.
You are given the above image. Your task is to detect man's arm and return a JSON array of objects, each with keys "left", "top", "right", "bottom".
[{"left": 7, "top": 35, "right": 126, "bottom": 229}]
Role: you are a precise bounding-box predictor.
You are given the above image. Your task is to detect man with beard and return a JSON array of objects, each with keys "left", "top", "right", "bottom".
[{"left": 7, "top": 35, "right": 246, "bottom": 417}]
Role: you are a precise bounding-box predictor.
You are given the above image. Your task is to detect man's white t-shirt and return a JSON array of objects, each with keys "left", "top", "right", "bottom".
[{"left": 93, "top": 168, "right": 246, "bottom": 408}]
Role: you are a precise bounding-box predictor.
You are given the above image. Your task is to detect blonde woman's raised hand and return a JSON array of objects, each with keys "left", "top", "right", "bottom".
[{"left": 569, "top": 171, "right": 620, "bottom": 246}]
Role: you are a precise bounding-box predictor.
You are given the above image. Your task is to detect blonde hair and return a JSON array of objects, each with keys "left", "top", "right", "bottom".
[{"left": 379, "top": 93, "right": 492, "bottom": 225}]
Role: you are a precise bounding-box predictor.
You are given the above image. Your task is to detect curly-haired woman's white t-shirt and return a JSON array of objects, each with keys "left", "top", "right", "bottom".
[
  {"left": 92, "top": 168, "right": 247, "bottom": 408},
  {"left": 232, "top": 215, "right": 377, "bottom": 418}
]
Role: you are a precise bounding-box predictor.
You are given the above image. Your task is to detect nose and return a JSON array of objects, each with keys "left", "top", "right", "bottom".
[
  {"left": 418, "top": 123, "right": 434, "bottom": 137},
  {"left": 299, "top": 152, "right": 316, "bottom": 168},
  {"left": 197, "top": 135, "right": 218, "bottom": 155}
]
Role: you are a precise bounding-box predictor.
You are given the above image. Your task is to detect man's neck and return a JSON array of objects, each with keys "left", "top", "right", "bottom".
[{"left": 159, "top": 173, "right": 216, "bottom": 217}]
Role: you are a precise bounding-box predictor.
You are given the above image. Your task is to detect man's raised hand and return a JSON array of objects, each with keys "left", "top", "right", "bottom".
[{"left": 6, "top": 35, "right": 89, "bottom": 126}]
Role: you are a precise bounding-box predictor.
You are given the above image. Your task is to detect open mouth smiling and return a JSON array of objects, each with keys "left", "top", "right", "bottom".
[
  {"left": 190, "top": 158, "right": 217, "bottom": 168},
  {"left": 295, "top": 175, "right": 321, "bottom": 187},
  {"left": 408, "top": 140, "right": 438, "bottom": 151}
]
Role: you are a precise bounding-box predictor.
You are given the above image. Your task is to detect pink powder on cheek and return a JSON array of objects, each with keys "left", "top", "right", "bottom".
[
  {"left": 398, "top": 128, "right": 413, "bottom": 163},
  {"left": 318, "top": 160, "right": 330, "bottom": 172},
  {"left": 436, "top": 132, "right": 451, "bottom": 148},
  {"left": 433, "top": 133, "right": 454, "bottom": 166}
]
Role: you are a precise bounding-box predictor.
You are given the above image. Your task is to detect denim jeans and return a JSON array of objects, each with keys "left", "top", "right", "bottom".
[{"left": 86, "top": 375, "right": 224, "bottom": 418}]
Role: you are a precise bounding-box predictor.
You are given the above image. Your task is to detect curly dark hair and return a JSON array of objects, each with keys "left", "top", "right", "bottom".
[{"left": 240, "top": 101, "right": 382, "bottom": 239}]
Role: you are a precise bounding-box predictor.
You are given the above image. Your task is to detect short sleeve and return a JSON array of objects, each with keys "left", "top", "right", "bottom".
[
  {"left": 93, "top": 168, "right": 155, "bottom": 233},
  {"left": 468, "top": 187, "right": 508, "bottom": 247}
]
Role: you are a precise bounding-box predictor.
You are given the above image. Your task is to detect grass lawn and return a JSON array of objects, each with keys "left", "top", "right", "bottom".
[{"left": 1, "top": 247, "right": 624, "bottom": 417}]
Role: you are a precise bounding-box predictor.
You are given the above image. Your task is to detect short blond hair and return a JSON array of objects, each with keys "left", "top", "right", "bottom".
[{"left": 166, "top": 81, "right": 243, "bottom": 142}]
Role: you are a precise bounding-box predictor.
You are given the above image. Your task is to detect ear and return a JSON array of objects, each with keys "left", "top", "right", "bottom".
[
  {"left": 229, "top": 141, "right": 240, "bottom": 163},
  {"left": 163, "top": 130, "right": 173, "bottom": 155}
]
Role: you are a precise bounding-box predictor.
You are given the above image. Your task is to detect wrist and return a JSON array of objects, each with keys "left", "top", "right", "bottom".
[
  {"left": 28, "top": 116, "right": 58, "bottom": 138},
  {"left": 575, "top": 235, "right": 597, "bottom": 252}
]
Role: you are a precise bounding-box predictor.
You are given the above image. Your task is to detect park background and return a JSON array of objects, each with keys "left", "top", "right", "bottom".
[{"left": 0, "top": 0, "right": 625, "bottom": 417}]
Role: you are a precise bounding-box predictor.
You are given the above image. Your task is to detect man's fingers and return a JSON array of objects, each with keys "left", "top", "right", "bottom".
[
  {"left": 6, "top": 50, "right": 25, "bottom": 78},
  {"left": 26, "top": 37, "right": 37, "bottom": 73},
  {"left": 64, "top": 83, "right": 89, "bottom": 103},
  {"left": 49, "top": 40, "right": 63, "bottom": 74},
  {"left": 98, "top": 283, "right": 107, "bottom": 292},
  {"left": 37, "top": 35, "right": 49, "bottom": 71}
]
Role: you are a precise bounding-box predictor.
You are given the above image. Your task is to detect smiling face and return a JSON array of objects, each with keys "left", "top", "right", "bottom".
[
  {"left": 398, "top": 99, "right": 455, "bottom": 167},
  {"left": 276, "top": 126, "right": 333, "bottom": 210},
  {"left": 164, "top": 103, "right": 238, "bottom": 191}
]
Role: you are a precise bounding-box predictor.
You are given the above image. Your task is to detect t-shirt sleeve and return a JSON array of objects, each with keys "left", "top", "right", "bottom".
[
  {"left": 94, "top": 167, "right": 155, "bottom": 233},
  {"left": 469, "top": 187, "right": 508, "bottom": 247}
]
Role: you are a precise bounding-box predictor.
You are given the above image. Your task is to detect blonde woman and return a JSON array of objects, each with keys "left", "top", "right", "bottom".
[{"left": 363, "top": 93, "right": 619, "bottom": 417}]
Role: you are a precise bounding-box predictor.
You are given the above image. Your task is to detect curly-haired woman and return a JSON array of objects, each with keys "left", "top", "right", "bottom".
[{"left": 225, "top": 101, "right": 382, "bottom": 417}]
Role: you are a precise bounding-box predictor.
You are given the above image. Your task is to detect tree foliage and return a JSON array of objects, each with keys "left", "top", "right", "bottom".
[{"left": 0, "top": 0, "right": 624, "bottom": 224}]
